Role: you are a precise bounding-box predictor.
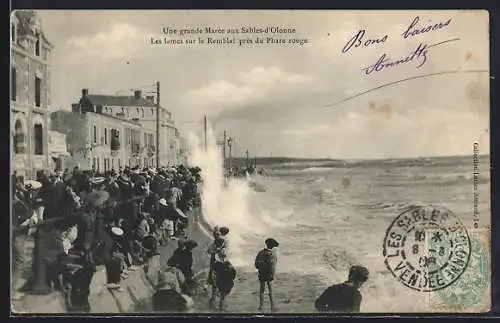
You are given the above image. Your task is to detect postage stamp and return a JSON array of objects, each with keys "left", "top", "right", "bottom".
[{"left": 428, "top": 228, "right": 490, "bottom": 312}]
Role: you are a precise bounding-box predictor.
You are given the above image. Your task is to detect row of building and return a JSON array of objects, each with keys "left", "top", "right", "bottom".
[{"left": 11, "top": 11, "right": 188, "bottom": 179}]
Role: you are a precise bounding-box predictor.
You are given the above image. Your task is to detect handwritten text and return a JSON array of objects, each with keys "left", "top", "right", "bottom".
[
  {"left": 361, "top": 43, "right": 428, "bottom": 75},
  {"left": 402, "top": 16, "right": 452, "bottom": 39},
  {"left": 342, "top": 30, "right": 388, "bottom": 54},
  {"left": 340, "top": 15, "right": 455, "bottom": 75}
]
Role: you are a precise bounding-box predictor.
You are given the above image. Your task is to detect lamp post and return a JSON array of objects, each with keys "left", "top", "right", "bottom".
[{"left": 227, "top": 137, "right": 233, "bottom": 171}]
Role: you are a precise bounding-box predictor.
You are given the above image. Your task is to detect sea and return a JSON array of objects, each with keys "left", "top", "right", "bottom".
[{"left": 187, "top": 133, "right": 491, "bottom": 313}]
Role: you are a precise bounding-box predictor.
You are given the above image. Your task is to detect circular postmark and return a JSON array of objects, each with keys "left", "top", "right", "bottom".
[{"left": 383, "top": 205, "right": 471, "bottom": 292}]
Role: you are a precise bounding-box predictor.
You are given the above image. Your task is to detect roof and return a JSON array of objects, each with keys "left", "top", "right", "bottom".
[
  {"left": 84, "top": 95, "right": 157, "bottom": 108},
  {"left": 14, "top": 10, "right": 52, "bottom": 47}
]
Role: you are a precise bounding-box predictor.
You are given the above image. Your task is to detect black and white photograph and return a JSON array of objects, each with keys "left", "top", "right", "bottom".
[{"left": 10, "top": 10, "right": 490, "bottom": 314}]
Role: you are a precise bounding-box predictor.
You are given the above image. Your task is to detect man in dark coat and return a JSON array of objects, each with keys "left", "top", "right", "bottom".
[{"left": 314, "top": 265, "right": 369, "bottom": 313}]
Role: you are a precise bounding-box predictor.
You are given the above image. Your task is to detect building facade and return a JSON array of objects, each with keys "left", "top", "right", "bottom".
[
  {"left": 52, "top": 108, "right": 147, "bottom": 172},
  {"left": 11, "top": 11, "right": 53, "bottom": 178},
  {"left": 74, "top": 89, "right": 186, "bottom": 167},
  {"left": 48, "top": 130, "right": 70, "bottom": 171}
]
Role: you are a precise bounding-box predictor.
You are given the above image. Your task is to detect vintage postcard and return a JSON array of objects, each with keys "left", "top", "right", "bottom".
[{"left": 10, "top": 10, "right": 490, "bottom": 314}]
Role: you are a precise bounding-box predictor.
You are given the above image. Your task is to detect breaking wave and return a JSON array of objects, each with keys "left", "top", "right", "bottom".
[{"left": 187, "top": 126, "right": 293, "bottom": 267}]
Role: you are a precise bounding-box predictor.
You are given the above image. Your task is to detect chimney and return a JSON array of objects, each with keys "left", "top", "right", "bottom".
[
  {"left": 146, "top": 95, "right": 155, "bottom": 104},
  {"left": 82, "top": 89, "right": 88, "bottom": 97},
  {"left": 134, "top": 90, "right": 142, "bottom": 99}
]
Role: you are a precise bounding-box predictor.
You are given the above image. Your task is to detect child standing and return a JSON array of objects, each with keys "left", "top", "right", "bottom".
[{"left": 254, "top": 238, "right": 279, "bottom": 312}]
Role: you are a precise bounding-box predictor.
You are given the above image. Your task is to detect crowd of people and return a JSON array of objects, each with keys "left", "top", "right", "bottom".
[
  {"left": 12, "top": 162, "right": 370, "bottom": 314},
  {"left": 11, "top": 164, "right": 202, "bottom": 312}
]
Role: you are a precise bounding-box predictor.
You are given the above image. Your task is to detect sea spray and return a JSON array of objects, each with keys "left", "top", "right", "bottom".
[{"left": 187, "top": 127, "right": 267, "bottom": 266}]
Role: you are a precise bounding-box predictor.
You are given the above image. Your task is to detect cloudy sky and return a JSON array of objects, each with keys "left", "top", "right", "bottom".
[{"left": 36, "top": 10, "right": 489, "bottom": 159}]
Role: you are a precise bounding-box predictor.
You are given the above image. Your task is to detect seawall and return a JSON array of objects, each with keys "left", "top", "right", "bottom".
[{"left": 13, "top": 207, "right": 213, "bottom": 314}]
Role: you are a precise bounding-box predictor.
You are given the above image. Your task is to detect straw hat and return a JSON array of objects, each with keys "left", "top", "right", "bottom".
[
  {"left": 90, "top": 177, "right": 105, "bottom": 185},
  {"left": 159, "top": 198, "right": 168, "bottom": 207},
  {"left": 24, "top": 179, "right": 42, "bottom": 190},
  {"left": 111, "top": 227, "right": 124, "bottom": 236},
  {"left": 86, "top": 191, "right": 110, "bottom": 208}
]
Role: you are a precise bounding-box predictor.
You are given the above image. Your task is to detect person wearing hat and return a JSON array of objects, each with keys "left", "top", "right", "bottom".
[
  {"left": 314, "top": 265, "right": 370, "bottom": 313},
  {"left": 73, "top": 190, "right": 110, "bottom": 267},
  {"left": 31, "top": 172, "right": 81, "bottom": 295},
  {"left": 156, "top": 198, "right": 174, "bottom": 242},
  {"left": 105, "top": 226, "right": 127, "bottom": 291},
  {"left": 213, "top": 260, "right": 237, "bottom": 312},
  {"left": 152, "top": 267, "right": 194, "bottom": 312},
  {"left": 167, "top": 239, "right": 198, "bottom": 282},
  {"left": 166, "top": 182, "right": 183, "bottom": 209},
  {"left": 254, "top": 238, "right": 280, "bottom": 312},
  {"left": 60, "top": 190, "right": 110, "bottom": 311},
  {"left": 207, "top": 237, "right": 229, "bottom": 308},
  {"left": 143, "top": 180, "right": 160, "bottom": 218},
  {"left": 219, "top": 226, "right": 230, "bottom": 251}
]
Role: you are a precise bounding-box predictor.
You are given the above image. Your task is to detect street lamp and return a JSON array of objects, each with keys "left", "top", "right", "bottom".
[{"left": 227, "top": 137, "right": 233, "bottom": 171}]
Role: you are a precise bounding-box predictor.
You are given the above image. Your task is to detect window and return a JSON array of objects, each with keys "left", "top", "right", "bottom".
[
  {"left": 118, "top": 158, "right": 121, "bottom": 168},
  {"left": 137, "top": 107, "right": 140, "bottom": 115},
  {"left": 13, "top": 120, "right": 25, "bottom": 154},
  {"left": 11, "top": 68, "right": 16, "bottom": 101},
  {"left": 93, "top": 125, "right": 97, "bottom": 144},
  {"left": 11, "top": 23, "right": 16, "bottom": 42},
  {"left": 144, "top": 133, "right": 148, "bottom": 147},
  {"left": 142, "top": 109, "right": 145, "bottom": 117},
  {"left": 35, "top": 76, "right": 41, "bottom": 107},
  {"left": 104, "top": 128, "right": 108, "bottom": 145},
  {"left": 34, "top": 123, "right": 43, "bottom": 155},
  {"left": 144, "top": 158, "right": 148, "bottom": 167},
  {"left": 111, "top": 158, "right": 115, "bottom": 169},
  {"left": 35, "top": 32, "right": 41, "bottom": 56}
]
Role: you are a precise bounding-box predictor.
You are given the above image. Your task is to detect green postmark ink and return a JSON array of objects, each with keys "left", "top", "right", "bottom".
[{"left": 430, "top": 231, "right": 490, "bottom": 310}]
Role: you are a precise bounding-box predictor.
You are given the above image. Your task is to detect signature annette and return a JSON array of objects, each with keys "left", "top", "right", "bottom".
[
  {"left": 341, "top": 16, "right": 455, "bottom": 75},
  {"left": 361, "top": 38, "right": 459, "bottom": 75}
]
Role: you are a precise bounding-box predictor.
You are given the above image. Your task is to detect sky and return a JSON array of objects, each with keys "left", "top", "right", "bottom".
[{"left": 33, "top": 10, "right": 489, "bottom": 159}]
